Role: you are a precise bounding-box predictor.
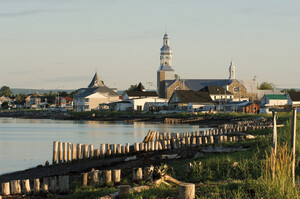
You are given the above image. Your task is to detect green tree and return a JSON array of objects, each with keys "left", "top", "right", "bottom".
[
  {"left": 282, "top": 88, "right": 297, "bottom": 93},
  {"left": 128, "top": 84, "right": 138, "bottom": 91},
  {"left": 1, "top": 101, "right": 9, "bottom": 109},
  {"left": 258, "top": 82, "right": 274, "bottom": 90},
  {"left": 0, "top": 86, "right": 12, "bottom": 97}
]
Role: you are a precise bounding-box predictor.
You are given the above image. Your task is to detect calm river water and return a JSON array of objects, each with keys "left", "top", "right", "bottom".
[{"left": 0, "top": 117, "right": 202, "bottom": 175}]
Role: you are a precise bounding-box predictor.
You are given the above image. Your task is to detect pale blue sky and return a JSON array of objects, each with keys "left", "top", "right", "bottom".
[{"left": 0, "top": 0, "right": 299, "bottom": 90}]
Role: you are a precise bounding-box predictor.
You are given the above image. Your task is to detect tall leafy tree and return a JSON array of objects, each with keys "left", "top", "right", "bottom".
[
  {"left": 128, "top": 84, "right": 138, "bottom": 91},
  {"left": 258, "top": 82, "right": 274, "bottom": 90},
  {"left": 0, "top": 86, "right": 12, "bottom": 97}
]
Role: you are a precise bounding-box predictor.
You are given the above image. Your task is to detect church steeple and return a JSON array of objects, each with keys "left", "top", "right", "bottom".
[
  {"left": 159, "top": 33, "right": 173, "bottom": 70},
  {"left": 229, "top": 61, "right": 236, "bottom": 80},
  {"left": 88, "top": 72, "right": 104, "bottom": 88},
  {"left": 157, "top": 33, "right": 175, "bottom": 98}
]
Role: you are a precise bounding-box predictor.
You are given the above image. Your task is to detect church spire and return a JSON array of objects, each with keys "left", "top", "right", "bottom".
[
  {"left": 229, "top": 61, "right": 236, "bottom": 79},
  {"left": 88, "top": 72, "right": 104, "bottom": 88},
  {"left": 159, "top": 33, "right": 173, "bottom": 70}
]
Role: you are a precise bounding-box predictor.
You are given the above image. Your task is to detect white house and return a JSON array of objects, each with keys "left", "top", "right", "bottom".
[
  {"left": 73, "top": 73, "right": 121, "bottom": 112},
  {"left": 112, "top": 83, "right": 167, "bottom": 112},
  {"left": 260, "top": 94, "right": 288, "bottom": 114}
]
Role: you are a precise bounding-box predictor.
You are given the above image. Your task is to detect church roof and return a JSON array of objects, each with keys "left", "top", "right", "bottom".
[
  {"left": 126, "top": 91, "right": 158, "bottom": 98},
  {"left": 199, "top": 86, "right": 233, "bottom": 95},
  {"left": 88, "top": 72, "right": 104, "bottom": 88},
  {"left": 165, "top": 79, "right": 233, "bottom": 91},
  {"left": 170, "top": 90, "right": 214, "bottom": 104}
]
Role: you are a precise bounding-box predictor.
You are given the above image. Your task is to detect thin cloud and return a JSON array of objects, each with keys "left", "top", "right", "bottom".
[
  {"left": 43, "top": 76, "right": 90, "bottom": 83},
  {"left": 0, "top": 9, "right": 74, "bottom": 18},
  {"left": 8, "top": 70, "right": 36, "bottom": 75}
]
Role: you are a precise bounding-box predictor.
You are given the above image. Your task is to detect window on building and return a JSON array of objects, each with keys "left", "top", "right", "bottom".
[
  {"left": 85, "top": 98, "right": 89, "bottom": 102},
  {"left": 137, "top": 106, "right": 142, "bottom": 111},
  {"left": 85, "top": 105, "right": 89, "bottom": 110}
]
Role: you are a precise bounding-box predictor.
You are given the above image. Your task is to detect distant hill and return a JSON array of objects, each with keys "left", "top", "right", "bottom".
[{"left": 11, "top": 88, "right": 75, "bottom": 95}]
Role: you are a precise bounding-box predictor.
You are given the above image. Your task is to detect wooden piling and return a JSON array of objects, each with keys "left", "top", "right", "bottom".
[
  {"left": 94, "top": 149, "right": 100, "bottom": 159},
  {"left": 42, "top": 178, "right": 49, "bottom": 193},
  {"left": 134, "top": 143, "right": 139, "bottom": 153},
  {"left": 100, "top": 144, "right": 105, "bottom": 158},
  {"left": 105, "top": 170, "right": 112, "bottom": 184},
  {"left": 1, "top": 182, "right": 10, "bottom": 196},
  {"left": 178, "top": 183, "right": 195, "bottom": 199},
  {"left": 72, "top": 143, "right": 76, "bottom": 161},
  {"left": 133, "top": 168, "right": 143, "bottom": 181},
  {"left": 52, "top": 141, "right": 58, "bottom": 165},
  {"left": 58, "top": 142, "right": 63, "bottom": 164},
  {"left": 63, "top": 142, "right": 67, "bottom": 163},
  {"left": 83, "top": 145, "right": 89, "bottom": 159},
  {"left": 34, "top": 178, "right": 40, "bottom": 194},
  {"left": 126, "top": 143, "right": 130, "bottom": 154},
  {"left": 82, "top": 173, "right": 88, "bottom": 186},
  {"left": 77, "top": 144, "right": 82, "bottom": 160},
  {"left": 89, "top": 144, "right": 94, "bottom": 159},
  {"left": 10, "top": 180, "right": 21, "bottom": 195},
  {"left": 21, "top": 179, "right": 31, "bottom": 194},
  {"left": 89, "top": 170, "right": 99, "bottom": 186},
  {"left": 67, "top": 143, "right": 72, "bottom": 162},
  {"left": 112, "top": 169, "right": 121, "bottom": 183}
]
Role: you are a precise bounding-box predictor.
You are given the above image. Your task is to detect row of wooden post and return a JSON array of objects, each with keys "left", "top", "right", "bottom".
[
  {"left": 53, "top": 142, "right": 131, "bottom": 165},
  {"left": 135, "top": 134, "right": 244, "bottom": 153},
  {"left": 1, "top": 176, "right": 69, "bottom": 196},
  {"left": 82, "top": 169, "right": 121, "bottom": 186},
  {"left": 53, "top": 131, "right": 246, "bottom": 165},
  {"left": 145, "top": 127, "right": 247, "bottom": 143}
]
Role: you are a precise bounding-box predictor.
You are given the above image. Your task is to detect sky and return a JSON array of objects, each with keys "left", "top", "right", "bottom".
[{"left": 0, "top": 0, "right": 299, "bottom": 90}]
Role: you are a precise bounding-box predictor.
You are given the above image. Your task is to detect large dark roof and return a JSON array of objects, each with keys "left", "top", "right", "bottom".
[
  {"left": 199, "top": 85, "right": 233, "bottom": 95},
  {"left": 165, "top": 79, "right": 233, "bottom": 91},
  {"left": 288, "top": 92, "right": 300, "bottom": 101},
  {"left": 170, "top": 90, "right": 214, "bottom": 104},
  {"left": 126, "top": 91, "right": 158, "bottom": 98},
  {"left": 76, "top": 86, "right": 119, "bottom": 98}
]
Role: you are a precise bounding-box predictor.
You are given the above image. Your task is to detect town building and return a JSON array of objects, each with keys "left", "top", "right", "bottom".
[
  {"left": 260, "top": 94, "right": 288, "bottom": 114},
  {"left": 110, "top": 83, "right": 167, "bottom": 111},
  {"left": 156, "top": 33, "right": 281, "bottom": 101},
  {"left": 286, "top": 92, "right": 300, "bottom": 112},
  {"left": 73, "top": 73, "right": 121, "bottom": 112},
  {"left": 168, "top": 90, "right": 215, "bottom": 112}
]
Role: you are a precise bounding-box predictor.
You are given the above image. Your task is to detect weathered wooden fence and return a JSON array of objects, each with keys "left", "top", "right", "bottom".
[
  {"left": 1, "top": 175, "right": 69, "bottom": 196},
  {"left": 51, "top": 119, "right": 273, "bottom": 165}
]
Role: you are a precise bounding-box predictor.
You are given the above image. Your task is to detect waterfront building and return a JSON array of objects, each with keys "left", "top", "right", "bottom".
[
  {"left": 110, "top": 82, "right": 167, "bottom": 111},
  {"left": 260, "top": 94, "right": 288, "bottom": 114},
  {"left": 168, "top": 90, "right": 215, "bottom": 112},
  {"left": 73, "top": 73, "right": 120, "bottom": 112}
]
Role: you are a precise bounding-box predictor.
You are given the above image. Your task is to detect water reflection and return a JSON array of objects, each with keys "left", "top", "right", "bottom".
[{"left": 0, "top": 118, "right": 202, "bottom": 174}]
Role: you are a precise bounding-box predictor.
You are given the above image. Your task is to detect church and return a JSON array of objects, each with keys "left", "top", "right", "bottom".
[{"left": 157, "top": 33, "right": 262, "bottom": 100}]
